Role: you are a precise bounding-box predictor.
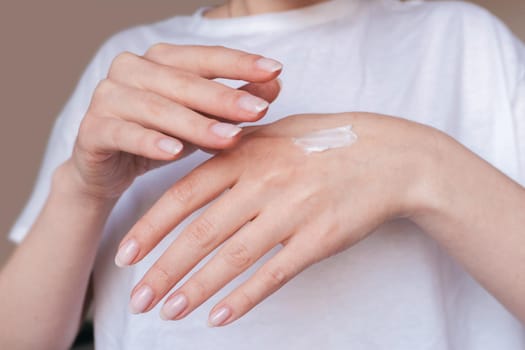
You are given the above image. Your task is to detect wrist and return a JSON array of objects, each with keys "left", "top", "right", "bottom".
[
  {"left": 405, "top": 127, "right": 460, "bottom": 233},
  {"left": 401, "top": 125, "right": 452, "bottom": 221},
  {"left": 52, "top": 160, "right": 118, "bottom": 212}
]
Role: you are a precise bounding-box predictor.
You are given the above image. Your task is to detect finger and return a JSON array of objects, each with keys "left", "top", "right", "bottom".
[
  {"left": 108, "top": 53, "right": 272, "bottom": 122},
  {"left": 115, "top": 155, "right": 240, "bottom": 268},
  {"left": 143, "top": 44, "right": 283, "bottom": 81},
  {"left": 239, "top": 79, "right": 282, "bottom": 105},
  {"left": 208, "top": 79, "right": 282, "bottom": 125},
  {"left": 126, "top": 185, "right": 259, "bottom": 314},
  {"left": 78, "top": 115, "right": 183, "bottom": 161},
  {"left": 93, "top": 80, "right": 243, "bottom": 149},
  {"left": 207, "top": 235, "right": 316, "bottom": 327},
  {"left": 159, "top": 210, "right": 292, "bottom": 321}
]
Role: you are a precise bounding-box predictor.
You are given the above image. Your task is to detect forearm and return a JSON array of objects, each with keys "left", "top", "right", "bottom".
[
  {"left": 413, "top": 132, "right": 525, "bottom": 322},
  {"left": 0, "top": 161, "right": 115, "bottom": 350}
]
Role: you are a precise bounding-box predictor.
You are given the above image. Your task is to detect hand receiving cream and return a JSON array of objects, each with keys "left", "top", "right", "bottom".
[{"left": 293, "top": 125, "right": 357, "bottom": 154}]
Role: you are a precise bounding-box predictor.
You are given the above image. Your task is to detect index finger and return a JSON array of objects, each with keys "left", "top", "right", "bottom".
[
  {"left": 114, "top": 154, "right": 239, "bottom": 268},
  {"left": 144, "top": 44, "right": 283, "bottom": 82}
]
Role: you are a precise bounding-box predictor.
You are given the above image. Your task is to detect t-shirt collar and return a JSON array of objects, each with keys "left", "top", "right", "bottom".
[{"left": 190, "top": 0, "right": 360, "bottom": 37}]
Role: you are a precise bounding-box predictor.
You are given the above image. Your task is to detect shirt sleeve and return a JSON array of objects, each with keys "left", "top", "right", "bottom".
[
  {"left": 6, "top": 22, "right": 163, "bottom": 244},
  {"left": 7, "top": 45, "right": 110, "bottom": 244},
  {"left": 486, "top": 12, "right": 525, "bottom": 186},
  {"left": 513, "top": 69, "right": 525, "bottom": 186},
  {"left": 507, "top": 25, "right": 525, "bottom": 186}
]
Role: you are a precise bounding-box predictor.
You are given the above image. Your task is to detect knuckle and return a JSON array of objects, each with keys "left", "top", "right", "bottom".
[
  {"left": 114, "top": 51, "right": 137, "bottom": 66},
  {"left": 78, "top": 115, "right": 96, "bottom": 137},
  {"left": 144, "top": 43, "right": 171, "bottom": 59},
  {"left": 167, "top": 173, "right": 201, "bottom": 205},
  {"left": 136, "top": 131, "right": 153, "bottom": 154},
  {"left": 109, "top": 51, "right": 137, "bottom": 77},
  {"left": 94, "top": 78, "right": 113, "bottom": 96},
  {"left": 236, "top": 52, "right": 259, "bottom": 70},
  {"left": 262, "top": 265, "right": 287, "bottom": 289},
  {"left": 148, "top": 263, "right": 173, "bottom": 288},
  {"left": 198, "top": 46, "right": 228, "bottom": 75},
  {"left": 91, "top": 79, "right": 115, "bottom": 108},
  {"left": 184, "top": 216, "right": 216, "bottom": 249},
  {"left": 76, "top": 118, "right": 96, "bottom": 149},
  {"left": 143, "top": 92, "right": 172, "bottom": 119},
  {"left": 136, "top": 217, "right": 161, "bottom": 239},
  {"left": 236, "top": 288, "right": 256, "bottom": 310},
  {"left": 221, "top": 242, "right": 252, "bottom": 269},
  {"left": 110, "top": 122, "right": 126, "bottom": 150},
  {"left": 168, "top": 181, "right": 193, "bottom": 206},
  {"left": 168, "top": 69, "right": 193, "bottom": 93},
  {"left": 186, "top": 278, "right": 209, "bottom": 301}
]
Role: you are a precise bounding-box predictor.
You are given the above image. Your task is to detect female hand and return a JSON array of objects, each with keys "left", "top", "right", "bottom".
[
  {"left": 116, "top": 112, "right": 440, "bottom": 326},
  {"left": 68, "top": 44, "right": 282, "bottom": 199}
]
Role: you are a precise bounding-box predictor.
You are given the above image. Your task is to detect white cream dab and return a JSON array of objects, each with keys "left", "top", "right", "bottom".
[{"left": 293, "top": 125, "right": 357, "bottom": 154}]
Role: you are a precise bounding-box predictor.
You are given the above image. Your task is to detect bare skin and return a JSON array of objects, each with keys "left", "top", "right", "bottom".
[
  {"left": 1, "top": 0, "right": 524, "bottom": 348},
  {"left": 117, "top": 113, "right": 525, "bottom": 327}
]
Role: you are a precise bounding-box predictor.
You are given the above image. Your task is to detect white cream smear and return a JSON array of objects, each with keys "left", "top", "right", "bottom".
[{"left": 293, "top": 125, "right": 358, "bottom": 154}]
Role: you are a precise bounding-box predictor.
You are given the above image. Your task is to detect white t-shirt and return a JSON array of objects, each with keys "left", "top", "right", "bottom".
[{"left": 8, "top": 0, "right": 525, "bottom": 348}]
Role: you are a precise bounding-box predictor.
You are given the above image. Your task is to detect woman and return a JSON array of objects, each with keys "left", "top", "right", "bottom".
[{"left": 1, "top": 0, "right": 524, "bottom": 349}]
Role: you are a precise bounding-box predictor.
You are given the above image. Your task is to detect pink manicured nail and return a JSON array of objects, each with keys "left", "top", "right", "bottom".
[
  {"left": 157, "top": 138, "right": 183, "bottom": 155},
  {"left": 115, "top": 239, "right": 139, "bottom": 267},
  {"left": 211, "top": 123, "right": 242, "bottom": 138},
  {"left": 237, "top": 95, "right": 269, "bottom": 114},
  {"left": 129, "top": 285, "right": 154, "bottom": 314},
  {"left": 208, "top": 306, "right": 232, "bottom": 327},
  {"left": 160, "top": 294, "right": 188, "bottom": 320},
  {"left": 255, "top": 57, "right": 283, "bottom": 73}
]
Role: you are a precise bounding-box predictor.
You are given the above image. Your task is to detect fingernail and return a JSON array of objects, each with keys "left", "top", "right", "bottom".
[
  {"left": 208, "top": 306, "right": 232, "bottom": 327},
  {"left": 115, "top": 239, "right": 139, "bottom": 267},
  {"left": 211, "top": 123, "right": 242, "bottom": 138},
  {"left": 238, "top": 94, "right": 269, "bottom": 114},
  {"left": 129, "top": 285, "right": 154, "bottom": 314},
  {"left": 255, "top": 57, "right": 283, "bottom": 73},
  {"left": 160, "top": 294, "right": 188, "bottom": 320},
  {"left": 157, "top": 138, "right": 183, "bottom": 155}
]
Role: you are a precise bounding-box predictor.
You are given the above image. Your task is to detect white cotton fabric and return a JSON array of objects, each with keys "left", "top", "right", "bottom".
[{"left": 8, "top": 0, "right": 525, "bottom": 348}]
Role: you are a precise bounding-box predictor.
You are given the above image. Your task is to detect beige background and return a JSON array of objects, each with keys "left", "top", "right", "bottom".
[{"left": 1, "top": 0, "right": 524, "bottom": 266}]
